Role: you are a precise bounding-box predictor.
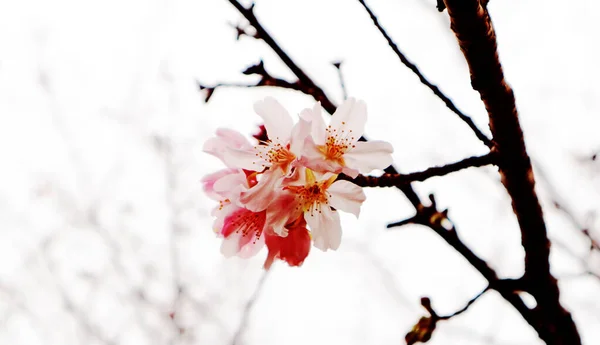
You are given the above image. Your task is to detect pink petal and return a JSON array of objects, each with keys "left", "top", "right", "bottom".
[
  {"left": 254, "top": 97, "right": 293, "bottom": 142},
  {"left": 239, "top": 169, "right": 284, "bottom": 211},
  {"left": 305, "top": 207, "right": 342, "bottom": 251},
  {"left": 203, "top": 128, "right": 251, "bottom": 165},
  {"left": 212, "top": 170, "right": 248, "bottom": 199},
  {"left": 344, "top": 140, "right": 394, "bottom": 174},
  {"left": 220, "top": 231, "right": 265, "bottom": 259},
  {"left": 266, "top": 192, "right": 302, "bottom": 237},
  {"left": 327, "top": 180, "right": 366, "bottom": 217},
  {"left": 300, "top": 102, "right": 326, "bottom": 145},
  {"left": 329, "top": 98, "right": 367, "bottom": 141},
  {"left": 212, "top": 202, "right": 238, "bottom": 231},
  {"left": 238, "top": 232, "right": 266, "bottom": 259},
  {"left": 201, "top": 168, "right": 239, "bottom": 200},
  {"left": 219, "top": 208, "right": 267, "bottom": 258}
]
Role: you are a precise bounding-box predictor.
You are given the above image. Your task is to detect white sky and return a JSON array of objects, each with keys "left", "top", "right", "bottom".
[{"left": 0, "top": 0, "right": 599, "bottom": 344}]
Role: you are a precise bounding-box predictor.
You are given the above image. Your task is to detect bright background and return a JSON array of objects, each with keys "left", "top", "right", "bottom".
[{"left": 1, "top": 0, "right": 599, "bottom": 344}]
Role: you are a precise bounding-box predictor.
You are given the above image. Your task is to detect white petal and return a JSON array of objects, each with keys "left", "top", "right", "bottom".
[
  {"left": 201, "top": 168, "right": 238, "bottom": 200},
  {"left": 341, "top": 166, "right": 360, "bottom": 179},
  {"left": 220, "top": 232, "right": 242, "bottom": 258},
  {"left": 298, "top": 137, "right": 344, "bottom": 174},
  {"left": 300, "top": 102, "right": 326, "bottom": 145},
  {"left": 344, "top": 140, "right": 394, "bottom": 174},
  {"left": 254, "top": 97, "right": 293, "bottom": 142},
  {"left": 289, "top": 117, "right": 311, "bottom": 155},
  {"left": 224, "top": 147, "right": 266, "bottom": 171},
  {"left": 220, "top": 231, "right": 265, "bottom": 259},
  {"left": 330, "top": 98, "right": 367, "bottom": 140},
  {"left": 238, "top": 233, "right": 266, "bottom": 259},
  {"left": 305, "top": 207, "right": 342, "bottom": 251},
  {"left": 215, "top": 128, "right": 252, "bottom": 150},
  {"left": 328, "top": 180, "right": 366, "bottom": 217}
]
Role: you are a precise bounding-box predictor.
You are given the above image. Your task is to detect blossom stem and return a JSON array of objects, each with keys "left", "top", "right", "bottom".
[{"left": 340, "top": 152, "right": 497, "bottom": 188}]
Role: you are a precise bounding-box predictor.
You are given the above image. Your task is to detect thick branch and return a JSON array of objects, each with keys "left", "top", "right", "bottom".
[
  {"left": 357, "top": 0, "right": 493, "bottom": 148},
  {"left": 340, "top": 152, "right": 496, "bottom": 188},
  {"left": 389, "top": 194, "right": 536, "bottom": 327},
  {"left": 442, "top": 0, "right": 581, "bottom": 344}
]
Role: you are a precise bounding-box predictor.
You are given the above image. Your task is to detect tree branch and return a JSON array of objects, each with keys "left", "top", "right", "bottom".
[
  {"left": 198, "top": 60, "right": 307, "bottom": 102},
  {"left": 357, "top": 0, "right": 493, "bottom": 148},
  {"left": 226, "top": 0, "right": 336, "bottom": 113},
  {"left": 226, "top": 0, "right": 425, "bottom": 208},
  {"left": 332, "top": 61, "right": 348, "bottom": 100},
  {"left": 340, "top": 152, "right": 496, "bottom": 188},
  {"left": 221, "top": 1, "right": 538, "bottom": 333},
  {"left": 421, "top": 285, "right": 490, "bottom": 322},
  {"left": 442, "top": 0, "right": 581, "bottom": 344}
]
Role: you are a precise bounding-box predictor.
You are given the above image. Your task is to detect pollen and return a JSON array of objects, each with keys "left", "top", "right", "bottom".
[
  {"left": 222, "top": 209, "right": 267, "bottom": 245},
  {"left": 255, "top": 141, "right": 296, "bottom": 171},
  {"left": 230, "top": 211, "right": 266, "bottom": 244},
  {"left": 319, "top": 125, "right": 355, "bottom": 163},
  {"left": 286, "top": 173, "right": 337, "bottom": 216},
  {"left": 218, "top": 198, "right": 231, "bottom": 210}
]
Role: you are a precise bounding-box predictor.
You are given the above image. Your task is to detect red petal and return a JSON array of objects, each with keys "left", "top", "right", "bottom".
[{"left": 264, "top": 218, "right": 311, "bottom": 269}]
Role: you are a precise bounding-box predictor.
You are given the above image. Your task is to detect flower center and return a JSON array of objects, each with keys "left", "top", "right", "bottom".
[
  {"left": 255, "top": 141, "right": 296, "bottom": 172},
  {"left": 320, "top": 124, "right": 356, "bottom": 163},
  {"left": 222, "top": 209, "right": 266, "bottom": 244},
  {"left": 288, "top": 183, "right": 329, "bottom": 215}
]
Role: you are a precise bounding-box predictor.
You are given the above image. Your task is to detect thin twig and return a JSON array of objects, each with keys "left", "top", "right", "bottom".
[
  {"left": 438, "top": 285, "right": 490, "bottom": 320},
  {"left": 226, "top": 0, "right": 336, "bottom": 112},
  {"left": 332, "top": 61, "right": 348, "bottom": 99},
  {"left": 533, "top": 158, "right": 600, "bottom": 251},
  {"left": 230, "top": 270, "right": 271, "bottom": 345},
  {"left": 357, "top": 0, "right": 493, "bottom": 148},
  {"left": 199, "top": 61, "right": 311, "bottom": 103},
  {"left": 340, "top": 152, "right": 496, "bottom": 188}
]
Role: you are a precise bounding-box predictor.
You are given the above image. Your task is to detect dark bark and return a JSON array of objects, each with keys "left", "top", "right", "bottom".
[
  {"left": 442, "top": 1, "right": 581, "bottom": 344},
  {"left": 340, "top": 152, "right": 496, "bottom": 188}
]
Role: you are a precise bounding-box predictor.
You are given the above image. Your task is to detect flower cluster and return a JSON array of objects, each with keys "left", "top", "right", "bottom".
[{"left": 203, "top": 97, "right": 393, "bottom": 269}]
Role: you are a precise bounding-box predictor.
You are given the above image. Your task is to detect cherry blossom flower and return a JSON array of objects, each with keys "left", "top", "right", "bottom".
[
  {"left": 225, "top": 97, "right": 311, "bottom": 211},
  {"left": 203, "top": 96, "right": 392, "bottom": 267},
  {"left": 225, "top": 97, "right": 310, "bottom": 175},
  {"left": 202, "top": 168, "right": 310, "bottom": 268},
  {"left": 269, "top": 168, "right": 366, "bottom": 251},
  {"left": 300, "top": 98, "right": 394, "bottom": 178},
  {"left": 202, "top": 168, "right": 265, "bottom": 257}
]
